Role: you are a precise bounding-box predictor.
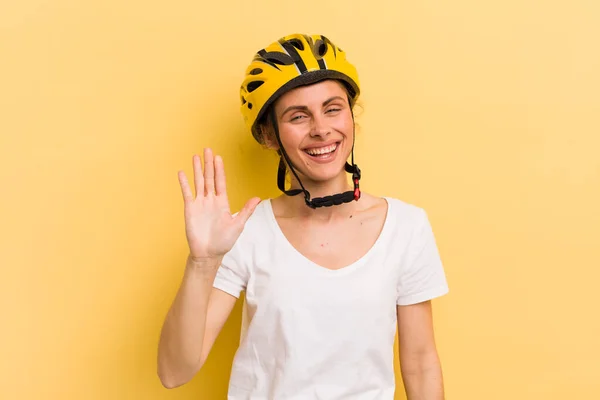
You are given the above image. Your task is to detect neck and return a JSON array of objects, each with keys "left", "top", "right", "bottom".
[{"left": 277, "top": 171, "right": 358, "bottom": 220}]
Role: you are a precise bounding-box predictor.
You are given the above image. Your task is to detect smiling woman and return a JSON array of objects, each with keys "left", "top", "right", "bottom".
[{"left": 157, "top": 33, "right": 449, "bottom": 399}]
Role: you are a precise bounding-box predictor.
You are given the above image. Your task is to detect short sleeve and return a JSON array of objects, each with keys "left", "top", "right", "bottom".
[
  {"left": 212, "top": 234, "right": 249, "bottom": 299},
  {"left": 397, "top": 208, "right": 449, "bottom": 306}
]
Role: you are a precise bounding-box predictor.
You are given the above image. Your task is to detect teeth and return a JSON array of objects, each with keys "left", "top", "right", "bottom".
[{"left": 305, "top": 143, "right": 337, "bottom": 155}]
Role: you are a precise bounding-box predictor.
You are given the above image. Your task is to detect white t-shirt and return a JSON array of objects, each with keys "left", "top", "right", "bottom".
[{"left": 213, "top": 197, "right": 449, "bottom": 399}]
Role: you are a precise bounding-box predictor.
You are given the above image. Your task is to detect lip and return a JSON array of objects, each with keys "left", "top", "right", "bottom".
[
  {"left": 302, "top": 141, "right": 341, "bottom": 164},
  {"left": 302, "top": 140, "right": 340, "bottom": 151}
]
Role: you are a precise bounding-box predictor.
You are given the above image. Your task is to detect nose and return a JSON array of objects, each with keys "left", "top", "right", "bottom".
[{"left": 309, "top": 114, "right": 330, "bottom": 138}]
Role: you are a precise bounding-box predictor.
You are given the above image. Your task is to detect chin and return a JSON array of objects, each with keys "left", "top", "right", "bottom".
[{"left": 301, "top": 159, "right": 350, "bottom": 184}]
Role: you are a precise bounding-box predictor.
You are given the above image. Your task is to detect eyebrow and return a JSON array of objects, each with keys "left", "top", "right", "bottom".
[{"left": 280, "top": 96, "right": 346, "bottom": 117}]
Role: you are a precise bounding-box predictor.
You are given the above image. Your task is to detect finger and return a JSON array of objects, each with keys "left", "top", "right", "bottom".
[
  {"left": 192, "top": 154, "right": 203, "bottom": 198},
  {"left": 178, "top": 171, "right": 193, "bottom": 202},
  {"left": 204, "top": 148, "right": 215, "bottom": 196},
  {"left": 235, "top": 197, "right": 261, "bottom": 226},
  {"left": 214, "top": 155, "right": 227, "bottom": 196}
]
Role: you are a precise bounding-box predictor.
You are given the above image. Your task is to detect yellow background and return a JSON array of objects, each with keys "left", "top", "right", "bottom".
[{"left": 1, "top": 0, "right": 599, "bottom": 399}]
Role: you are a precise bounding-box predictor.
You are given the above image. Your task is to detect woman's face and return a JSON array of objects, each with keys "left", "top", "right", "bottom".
[{"left": 271, "top": 80, "right": 354, "bottom": 184}]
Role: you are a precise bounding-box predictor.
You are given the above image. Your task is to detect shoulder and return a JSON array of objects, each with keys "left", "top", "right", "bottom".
[
  {"left": 223, "top": 199, "right": 274, "bottom": 266},
  {"left": 233, "top": 199, "right": 274, "bottom": 244},
  {"left": 382, "top": 196, "right": 430, "bottom": 230}
]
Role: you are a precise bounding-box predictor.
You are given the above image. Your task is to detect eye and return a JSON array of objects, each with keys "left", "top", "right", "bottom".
[
  {"left": 290, "top": 114, "right": 306, "bottom": 122},
  {"left": 326, "top": 107, "right": 342, "bottom": 114}
]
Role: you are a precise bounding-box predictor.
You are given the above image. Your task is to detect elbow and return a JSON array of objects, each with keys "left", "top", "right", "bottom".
[
  {"left": 158, "top": 370, "right": 187, "bottom": 389},
  {"left": 157, "top": 366, "right": 179, "bottom": 389},
  {"left": 156, "top": 340, "right": 207, "bottom": 389},
  {"left": 157, "top": 359, "right": 205, "bottom": 389},
  {"left": 159, "top": 379, "right": 178, "bottom": 390}
]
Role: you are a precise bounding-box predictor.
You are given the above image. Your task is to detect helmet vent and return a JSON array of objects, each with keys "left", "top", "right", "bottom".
[
  {"left": 247, "top": 80, "right": 264, "bottom": 93},
  {"left": 249, "top": 68, "right": 263, "bottom": 75},
  {"left": 262, "top": 51, "right": 294, "bottom": 65},
  {"left": 288, "top": 39, "right": 304, "bottom": 51},
  {"left": 316, "top": 40, "right": 327, "bottom": 57},
  {"left": 248, "top": 102, "right": 253, "bottom": 109}
]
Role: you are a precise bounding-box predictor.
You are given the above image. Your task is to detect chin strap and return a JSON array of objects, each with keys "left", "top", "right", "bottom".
[{"left": 270, "top": 109, "right": 362, "bottom": 209}]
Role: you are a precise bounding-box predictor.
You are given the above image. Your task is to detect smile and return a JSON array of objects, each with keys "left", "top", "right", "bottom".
[{"left": 304, "top": 142, "right": 339, "bottom": 157}]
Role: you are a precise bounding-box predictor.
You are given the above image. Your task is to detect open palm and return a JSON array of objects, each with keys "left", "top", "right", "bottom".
[{"left": 178, "top": 148, "right": 260, "bottom": 261}]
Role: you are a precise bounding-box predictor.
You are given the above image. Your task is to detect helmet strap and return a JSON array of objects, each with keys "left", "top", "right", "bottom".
[{"left": 270, "top": 108, "right": 361, "bottom": 209}]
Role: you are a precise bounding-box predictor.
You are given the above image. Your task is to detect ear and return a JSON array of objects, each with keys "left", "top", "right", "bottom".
[{"left": 260, "top": 124, "right": 280, "bottom": 150}]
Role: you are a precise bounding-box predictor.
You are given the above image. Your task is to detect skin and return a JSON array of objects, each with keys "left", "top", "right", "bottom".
[{"left": 157, "top": 80, "right": 445, "bottom": 399}]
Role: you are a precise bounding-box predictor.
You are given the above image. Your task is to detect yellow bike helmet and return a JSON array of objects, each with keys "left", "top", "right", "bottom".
[
  {"left": 240, "top": 33, "right": 361, "bottom": 143},
  {"left": 239, "top": 33, "right": 362, "bottom": 208}
]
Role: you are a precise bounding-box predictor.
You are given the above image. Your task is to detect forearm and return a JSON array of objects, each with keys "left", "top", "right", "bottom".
[
  {"left": 157, "top": 255, "right": 221, "bottom": 387},
  {"left": 400, "top": 351, "right": 445, "bottom": 400}
]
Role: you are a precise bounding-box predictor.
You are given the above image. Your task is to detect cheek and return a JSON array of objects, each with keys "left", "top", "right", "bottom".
[
  {"left": 278, "top": 125, "right": 306, "bottom": 149},
  {"left": 333, "top": 114, "right": 354, "bottom": 136}
]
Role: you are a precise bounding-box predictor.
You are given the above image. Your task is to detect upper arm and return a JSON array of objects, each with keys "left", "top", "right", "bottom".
[
  {"left": 200, "top": 233, "right": 250, "bottom": 367},
  {"left": 199, "top": 287, "right": 239, "bottom": 367},
  {"left": 397, "top": 301, "right": 437, "bottom": 359},
  {"left": 397, "top": 302, "right": 445, "bottom": 397},
  {"left": 395, "top": 207, "right": 448, "bottom": 366},
  {"left": 396, "top": 208, "right": 449, "bottom": 306}
]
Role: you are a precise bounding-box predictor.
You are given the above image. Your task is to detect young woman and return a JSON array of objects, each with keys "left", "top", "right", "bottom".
[{"left": 158, "top": 33, "right": 449, "bottom": 399}]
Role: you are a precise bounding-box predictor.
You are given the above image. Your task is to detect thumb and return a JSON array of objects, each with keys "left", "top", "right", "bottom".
[{"left": 234, "top": 197, "right": 261, "bottom": 226}]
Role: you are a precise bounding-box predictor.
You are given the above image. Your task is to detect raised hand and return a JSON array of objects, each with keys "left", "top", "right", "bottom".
[{"left": 177, "top": 148, "right": 260, "bottom": 262}]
